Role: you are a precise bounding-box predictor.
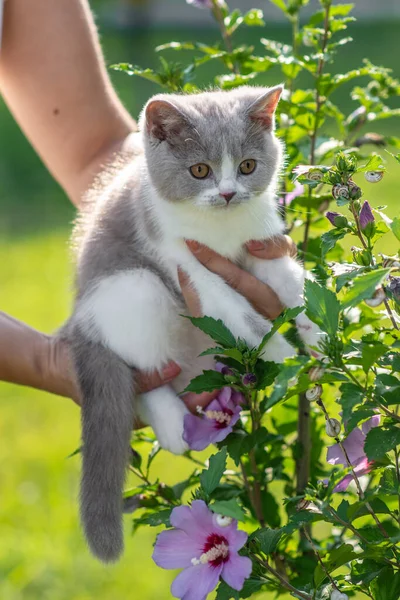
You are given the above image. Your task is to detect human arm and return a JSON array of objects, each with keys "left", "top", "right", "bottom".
[{"left": 0, "top": 0, "right": 136, "bottom": 206}]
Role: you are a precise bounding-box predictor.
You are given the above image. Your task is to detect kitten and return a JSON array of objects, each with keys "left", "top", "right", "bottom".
[{"left": 62, "top": 85, "right": 321, "bottom": 563}]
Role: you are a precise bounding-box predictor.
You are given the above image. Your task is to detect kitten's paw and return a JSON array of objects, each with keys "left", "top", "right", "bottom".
[
  {"left": 138, "top": 386, "right": 189, "bottom": 455},
  {"left": 296, "top": 313, "right": 325, "bottom": 357},
  {"left": 157, "top": 426, "right": 189, "bottom": 455},
  {"left": 262, "top": 333, "right": 295, "bottom": 363}
]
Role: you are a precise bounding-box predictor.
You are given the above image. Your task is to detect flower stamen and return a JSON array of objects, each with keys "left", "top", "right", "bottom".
[{"left": 205, "top": 409, "right": 232, "bottom": 425}]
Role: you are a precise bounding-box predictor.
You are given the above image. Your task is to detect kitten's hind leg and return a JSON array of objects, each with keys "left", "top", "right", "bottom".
[
  {"left": 77, "top": 268, "right": 189, "bottom": 453},
  {"left": 138, "top": 387, "right": 189, "bottom": 455}
]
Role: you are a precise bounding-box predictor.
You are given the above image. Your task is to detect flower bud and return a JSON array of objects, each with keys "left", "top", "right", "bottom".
[
  {"left": 331, "top": 591, "right": 349, "bottom": 600},
  {"left": 348, "top": 180, "right": 362, "bottom": 200},
  {"left": 242, "top": 373, "right": 257, "bottom": 387},
  {"left": 351, "top": 247, "right": 372, "bottom": 266},
  {"left": 332, "top": 184, "right": 350, "bottom": 202},
  {"left": 359, "top": 201, "right": 375, "bottom": 238},
  {"left": 365, "top": 286, "right": 386, "bottom": 307},
  {"left": 365, "top": 170, "right": 384, "bottom": 183},
  {"left": 305, "top": 384, "right": 323, "bottom": 401},
  {"left": 221, "top": 366, "right": 235, "bottom": 377},
  {"left": 325, "top": 418, "right": 341, "bottom": 438},
  {"left": 326, "top": 211, "right": 348, "bottom": 228},
  {"left": 308, "top": 366, "right": 325, "bottom": 382}
]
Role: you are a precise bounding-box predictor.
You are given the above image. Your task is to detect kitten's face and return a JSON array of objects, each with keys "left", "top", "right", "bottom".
[{"left": 142, "top": 86, "right": 283, "bottom": 208}]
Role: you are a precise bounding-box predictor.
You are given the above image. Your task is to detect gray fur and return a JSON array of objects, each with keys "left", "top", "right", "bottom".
[
  {"left": 64, "top": 86, "right": 282, "bottom": 563},
  {"left": 141, "top": 86, "right": 282, "bottom": 204},
  {"left": 71, "top": 330, "right": 135, "bottom": 562}
]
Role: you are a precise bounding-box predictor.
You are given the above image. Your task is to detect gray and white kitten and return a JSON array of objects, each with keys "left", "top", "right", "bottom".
[{"left": 63, "top": 86, "right": 321, "bottom": 563}]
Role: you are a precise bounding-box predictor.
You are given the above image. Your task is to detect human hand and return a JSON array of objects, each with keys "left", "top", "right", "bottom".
[
  {"left": 183, "top": 235, "right": 297, "bottom": 320},
  {"left": 177, "top": 234, "right": 297, "bottom": 411}
]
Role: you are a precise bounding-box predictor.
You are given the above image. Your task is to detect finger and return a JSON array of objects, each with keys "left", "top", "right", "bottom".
[
  {"left": 183, "top": 390, "right": 219, "bottom": 413},
  {"left": 246, "top": 235, "right": 297, "bottom": 260},
  {"left": 137, "top": 361, "right": 182, "bottom": 393},
  {"left": 178, "top": 268, "right": 202, "bottom": 317},
  {"left": 185, "top": 240, "right": 284, "bottom": 320}
]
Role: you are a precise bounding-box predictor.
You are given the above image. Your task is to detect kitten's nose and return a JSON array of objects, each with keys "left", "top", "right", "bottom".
[{"left": 220, "top": 191, "right": 236, "bottom": 204}]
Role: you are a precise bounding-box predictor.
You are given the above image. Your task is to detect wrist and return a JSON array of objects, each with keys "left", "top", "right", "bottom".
[{"left": 38, "top": 334, "right": 81, "bottom": 404}]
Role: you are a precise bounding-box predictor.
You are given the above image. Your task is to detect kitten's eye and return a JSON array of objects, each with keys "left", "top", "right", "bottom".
[
  {"left": 189, "top": 163, "right": 210, "bottom": 179},
  {"left": 239, "top": 159, "right": 256, "bottom": 175}
]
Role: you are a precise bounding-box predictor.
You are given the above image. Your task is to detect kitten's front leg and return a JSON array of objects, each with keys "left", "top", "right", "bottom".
[
  {"left": 244, "top": 254, "right": 324, "bottom": 355},
  {"left": 174, "top": 243, "right": 295, "bottom": 363}
]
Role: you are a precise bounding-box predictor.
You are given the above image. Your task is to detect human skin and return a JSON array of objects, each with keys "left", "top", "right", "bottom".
[{"left": 0, "top": 0, "right": 296, "bottom": 413}]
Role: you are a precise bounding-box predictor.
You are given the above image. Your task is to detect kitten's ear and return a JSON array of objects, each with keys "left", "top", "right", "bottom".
[
  {"left": 248, "top": 85, "right": 284, "bottom": 129},
  {"left": 145, "top": 99, "right": 189, "bottom": 143}
]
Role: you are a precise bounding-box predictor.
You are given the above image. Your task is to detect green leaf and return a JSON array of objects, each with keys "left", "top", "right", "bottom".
[
  {"left": 370, "top": 567, "right": 400, "bottom": 600},
  {"left": 200, "top": 447, "right": 227, "bottom": 495},
  {"left": 258, "top": 306, "right": 304, "bottom": 352},
  {"left": 361, "top": 341, "right": 388, "bottom": 373},
  {"left": 375, "top": 374, "right": 400, "bottom": 405},
  {"left": 341, "top": 269, "right": 390, "bottom": 309},
  {"left": 250, "top": 527, "right": 282, "bottom": 555},
  {"left": 314, "top": 543, "right": 358, "bottom": 587},
  {"left": 210, "top": 499, "right": 246, "bottom": 521},
  {"left": 254, "top": 360, "right": 280, "bottom": 390},
  {"left": 66, "top": 446, "right": 81, "bottom": 459},
  {"left": 336, "top": 266, "right": 367, "bottom": 292},
  {"left": 239, "top": 578, "right": 264, "bottom": 598},
  {"left": 183, "top": 370, "right": 227, "bottom": 394},
  {"left": 365, "top": 426, "right": 400, "bottom": 460},
  {"left": 221, "top": 428, "right": 270, "bottom": 466},
  {"left": 321, "top": 229, "right": 346, "bottom": 258},
  {"left": 358, "top": 153, "right": 385, "bottom": 173},
  {"left": 304, "top": 279, "right": 340, "bottom": 336},
  {"left": 265, "top": 356, "right": 309, "bottom": 410},
  {"left": 338, "top": 383, "right": 364, "bottom": 423},
  {"left": 186, "top": 316, "right": 236, "bottom": 348},
  {"left": 390, "top": 217, "right": 400, "bottom": 242},
  {"left": 216, "top": 582, "right": 239, "bottom": 600},
  {"left": 133, "top": 508, "right": 172, "bottom": 528},
  {"left": 199, "top": 347, "right": 244, "bottom": 364},
  {"left": 378, "top": 468, "right": 399, "bottom": 495}
]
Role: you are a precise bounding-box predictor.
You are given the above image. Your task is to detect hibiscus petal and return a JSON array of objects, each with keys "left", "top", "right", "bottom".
[
  {"left": 327, "top": 427, "right": 365, "bottom": 466},
  {"left": 171, "top": 563, "right": 222, "bottom": 600},
  {"left": 333, "top": 474, "right": 353, "bottom": 492},
  {"left": 222, "top": 554, "right": 252, "bottom": 590},
  {"left": 218, "top": 387, "right": 233, "bottom": 410},
  {"left": 341, "top": 427, "right": 367, "bottom": 464},
  {"left": 362, "top": 415, "right": 380, "bottom": 435},
  {"left": 231, "top": 391, "right": 246, "bottom": 406},
  {"left": 183, "top": 414, "right": 219, "bottom": 451},
  {"left": 224, "top": 528, "right": 248, "bottom": 552},
  {"left": 153, "top": 529, "right": 201, "bottom": 569},
  {"left": 169, "top": 505, "right": 205, "bottom": 541}
]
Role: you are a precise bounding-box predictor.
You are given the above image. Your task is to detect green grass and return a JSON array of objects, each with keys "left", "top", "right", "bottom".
[{"left": 0, "top": 15, "right": 399, "bottom": 600}]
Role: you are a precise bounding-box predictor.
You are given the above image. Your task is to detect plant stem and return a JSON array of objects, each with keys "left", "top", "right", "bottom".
[
  {"left": 240, "top": 458, "right": 265, "bottom": 527},
  {"left": 296, "top": 393, "right": 311, "bottom": 494},
  {"left": 317, "top": 397, "right": 389, "bottom": 539},
  {"left": 264, "top": 560, "right": 312, "bottom": 600},
  {"left": 211, "top": 1, "right": 238, "bottom": 73},
  {"left": 303, "top": 1, "right": 331, "bottom": 254},
  {"left": 383, "top": 297, "right": 400, "bottom": 330},
  {"left": 302, "top": 528, "right": 338, "bottom": 590}
]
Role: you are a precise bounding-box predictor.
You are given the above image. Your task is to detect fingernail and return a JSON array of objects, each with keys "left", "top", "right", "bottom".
[
  {"left": 246, "top": 239, "right": 266, "bottom": 251},
  {"left": 185, "top": 239, "right": 201, "bottom": 253},
  {"left": 162, "top": 362, "right": 181, "bottom": 380}
]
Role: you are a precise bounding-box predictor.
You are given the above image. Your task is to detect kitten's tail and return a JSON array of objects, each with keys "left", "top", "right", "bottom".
[{"left": 71, "top": 330, "right": 135, "bottom": 563}]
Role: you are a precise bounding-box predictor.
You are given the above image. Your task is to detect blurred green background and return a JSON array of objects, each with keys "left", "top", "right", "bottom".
[{"left": 0, "top": 1, "right": 399, "bottom": 599}]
